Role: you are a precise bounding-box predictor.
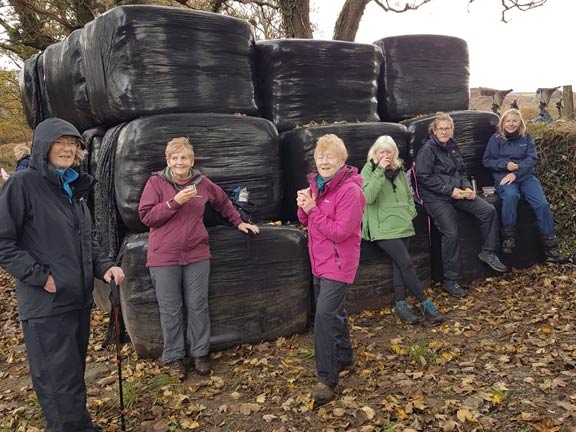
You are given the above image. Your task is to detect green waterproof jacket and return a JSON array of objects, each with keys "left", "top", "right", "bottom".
[{"left": 361, "top": 161, "right": 417, "bottom": 241}]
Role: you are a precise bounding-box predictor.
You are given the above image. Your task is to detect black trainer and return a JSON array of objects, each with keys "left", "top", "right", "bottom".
[
  {"left": 443, "top": 280, "right": 466, "bottom": 298},
  {"left": 478, "top": 251, "right": 507, "bottom": 273}
]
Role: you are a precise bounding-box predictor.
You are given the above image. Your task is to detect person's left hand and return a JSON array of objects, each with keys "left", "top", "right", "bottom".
[
  {"left": 297, "top": 188, "right": 316, "bottom": 213},
  {"left": 237, "top": 222, "right": 260, "bottom": 234},
  {"left": 500, "top": 173, "right": 516, "bottom": 186},
  {"left": 104, "top": 266, "right": 125, "bottom": 284}
]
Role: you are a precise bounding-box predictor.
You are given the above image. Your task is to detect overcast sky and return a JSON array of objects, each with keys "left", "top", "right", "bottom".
[{"left": 312, "top": 0, "right": 573, "bottom": 92}]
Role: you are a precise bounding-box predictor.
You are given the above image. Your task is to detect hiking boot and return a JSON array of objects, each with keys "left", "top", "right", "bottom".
[
  {"left": 166, "top": 359, "right": 186, "bottom": 381},
  {"left": 339, "top": 359, "right": 356, "bottom": 373},
  {"left": 501, "top": 225, "right": 516, "bottom": 254},
  {"left": 542, "top": 235, "right": 569, "bottom": 264},
  {"left": 192, "top": 355, "right": 211, "bottom": 375},
  {"left": 311, "top": 382, "right": 335, "bottom": 406},
  {"left": 420, "top": 300, "right": 444, "bottom": 324},
  {"left": 394, "top": 300, "right": 420, "bottom": 324},
  {"left": 478, "top": 250, "right": 508, "bottom": 273},
  {"left": 443, "top": 280, "right": 466, "bottom": 298}
]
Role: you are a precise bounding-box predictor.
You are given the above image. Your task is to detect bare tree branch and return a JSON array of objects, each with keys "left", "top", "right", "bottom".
[
  {"left": 500, "top": 0, "right": 547, "bottom": 23},
  {"left": 372, "top": 0, "right": 433, "bottom": 14}
]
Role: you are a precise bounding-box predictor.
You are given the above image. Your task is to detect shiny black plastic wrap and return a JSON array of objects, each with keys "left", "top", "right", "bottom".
[
  {"left": 19, "top": 53, "right": 50, "bottom": 128},
  {"left": 117, "top": 226, "right": 311, "bottom": 358},
  {"left": 83, "top": 126, "right": 108, "bottom": 176},
  {"left": 348, "top": 207, "right": 431, "bottom": 313},
  {"left": 42, "top": 29, "right": 97, "bottom": 132},
  {"left": 256, "top": 39, "right": 381, "bottom": 132},
  {"left": 112, "top": 114, "right": 282, "bottom": 232},
  {"left": 79, "top": 5, "right": 258, "bottom": 126},
  {"left": 429, "top": 194, "right": 545, "bottom": 284},
  {"left": 374, "top": 35, "right": 469, "bottom": 122},
  {"left": 405, "top": 110, "right": 499, "bottom": 189},
  {"left": 280, "top": 122, "right": 410, "bottom": 221}
]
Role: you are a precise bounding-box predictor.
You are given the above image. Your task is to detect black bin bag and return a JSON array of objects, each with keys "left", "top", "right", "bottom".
[
  {"left": 405, "top": 110, "right": 499, "bottom": 190},
  {"left": 374, "top": 35, "right": 469, "bottom": 122},
  {"left": 256, "top": 39, "right": 381, "bottom": 132},
  {"left": 280, "top": 122, "right": 410, "bottom": 221},
  {"left": 42, "top": 29, "right": 97, "bottom": 132},
  {"left": 80, "top": 5, "right": 258, "bottom": 125},
  {"left": 116, "top": 226, "right": 311, "bottom": 358},
  {"left": 19, "top": 53, "right": 51, "bottom": 129},
  {"left": 112, "top": 113, "right": 282, "bottom": 232}
]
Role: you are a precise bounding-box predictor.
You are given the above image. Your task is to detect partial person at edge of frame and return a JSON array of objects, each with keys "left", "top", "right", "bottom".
[
  {"left": 482, "top": 108, "right": 568, "bottom": 263},
  {"left": 138, "top": 137, "right": 259, "bottom": 382},
  {"left": 361, "top": 135, "right": 443, "bottom": 325},
  {"left": 415, "top": 112, "right": 508, "bottom": 298},
  {"left": 296, "top": 133, "right": 365, "bottom": 406},
  {"left": 0, "top": 118, "right": 125, "bottom": 431}
]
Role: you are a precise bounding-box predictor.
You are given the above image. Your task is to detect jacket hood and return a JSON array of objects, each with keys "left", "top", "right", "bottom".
[{"left": 30, "top": 118, "right": 83, "bottom": 175}]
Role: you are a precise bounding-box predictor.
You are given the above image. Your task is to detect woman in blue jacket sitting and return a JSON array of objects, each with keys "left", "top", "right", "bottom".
[{"left": 482, "top": 108, "right": 567, "bottom": 263}]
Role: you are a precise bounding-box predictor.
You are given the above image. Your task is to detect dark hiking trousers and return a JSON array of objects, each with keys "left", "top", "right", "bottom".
[
  {"left": 313, "top": 277, "right": 353, "bottom": 389},
  {"left": 425, "top": 197, "right": 499, "bottom": 281},
  {"left": 374, "top": 237, "right": 426, "bottom": 303},
  {"left": 21, "top": 307, "right": 96, "bottom": 432}
]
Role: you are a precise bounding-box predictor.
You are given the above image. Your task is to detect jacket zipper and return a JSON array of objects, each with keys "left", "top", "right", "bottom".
[{"left": 333, "top": 242, "right": 341, "bottom": 270}]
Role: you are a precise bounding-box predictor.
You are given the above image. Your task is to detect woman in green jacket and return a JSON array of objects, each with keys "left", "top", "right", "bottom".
[{"left": 361, "top": 136, "right": 443, "bottom": 324}]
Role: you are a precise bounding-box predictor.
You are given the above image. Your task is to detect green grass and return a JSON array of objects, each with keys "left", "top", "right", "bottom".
[{"left": 407, "top": 339, "right": 438, "bottom": 363}]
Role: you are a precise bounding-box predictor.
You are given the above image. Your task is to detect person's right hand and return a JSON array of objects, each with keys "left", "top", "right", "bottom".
[
  {"left": 507, "top": 162, "right": 519, "bottom": 171},
  {"left": 174, "top": 185, "right": 197, "bottom": 205},
  {"left": 44, "top": 275, "right": 56, "bottom": 293},
  {"left": 378, "top": 156, "right": 391, "bottom": 169},
  {"left": 500, "top": 173, "right": 517, "bottom": 185},
  {"left": 451, "top": 188, "right": 465, "bottom": 200}
]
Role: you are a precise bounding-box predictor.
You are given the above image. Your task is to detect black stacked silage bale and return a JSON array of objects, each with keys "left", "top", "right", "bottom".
[
  {"left": 19, "top": 53, "right": 50, "bottom": 129},
  {"left": 117, "top": 226, "right": 311, "bottom": 358},
  {"left": 111, "top": 113, "right": 282, "bottom": 232},
  {"left": 374, "top": 35, "right": 469, "bottom": 122},
  {"left": 279, "top": 122, "right": 410, "bottom": 221},
  {"left": 80, "top": 5, "right": 258, "bottom": 126},
  {"left": 256, "top": 39, "right": 381, "bottom": 132}
]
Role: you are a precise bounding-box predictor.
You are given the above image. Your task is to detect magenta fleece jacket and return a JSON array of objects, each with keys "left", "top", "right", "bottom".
[
  {"left": 297, "top": 165, "right": 366, "bottom": 284},
  {"left": 138, "top": 174, "right": 242, "bottom": 267}
]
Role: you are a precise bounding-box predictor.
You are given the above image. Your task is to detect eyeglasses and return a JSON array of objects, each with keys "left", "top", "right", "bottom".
[
  {"left": 53, "top": 138, "right": 81, "bottom": 147},
  {"left": 436, "top": 127, "right": 453, "bottom": 133},
  {"left": 315, "top": 154, "right": 338, "bottom": 162}
]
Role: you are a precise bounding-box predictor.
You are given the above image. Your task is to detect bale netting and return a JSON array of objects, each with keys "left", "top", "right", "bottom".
[
  {"left": 256, "top": 39, "right": 381, "bottom": 132},
  {"left": 530, "top": 122, "right": 576, "bottom": 250},
  {"left": 404, "top": 110, "right": 499, "bottom": 189},
  {"left": 117, "top": 226, "right": 311, "bottom": 358},
  {"left": 42, "top": 29, "right": 97, "bottom": 132},
  {"left": 19, "top": 53, "right": 50, "bottom": 129},
  {"left": 112, "top": 113, "right": 282, "bottom": 232},
  {"left": 429, "top": 194, "right": 544, "bottom": 284},
  {"left": 79, "top": 5, "right": 258, "bottom": 126},
  {"left": 280, "top": 122, "right": 410, "bottom": 221},
  {"left": 374, "top": 35, "right": 469, "bottom": 122},
  {"left": 348, "top": 209, "right": 431, "bottom": 314}
]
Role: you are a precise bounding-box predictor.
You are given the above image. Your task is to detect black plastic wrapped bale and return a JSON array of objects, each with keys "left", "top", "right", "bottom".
[
  {"left": 429, "top": 194, "right": 544, "bottom": 284},
  {"left": 348, "top": 232, "right": 431, "bottom": 314},
  {"left": 256, "top": 39, "right": 381, "bottom": 132},
  {"left": 118, "top": 226, "right": 311, "bottom": 358},
  {"left": 79, "top": 5, "right": 258, "bottom": 126},
  {"left": 374, "top": 35, "right": 469, "bottom": 122},
  {"left": 405, "top": 110, "right": 499, "bottom": 189},
  {"left": 93, "top": 278, "right": 111, "bottom": 313},
  {"left": 112, "top": 113, "right": 282, "bottom": 232},
  {"left": 83, "top": 126, "right": 108, "bottom": 176},
  {"left": 280, "top": 122, "right": 409, "bottom": 221},
  {"left": 19, "top": 53, "right": 50, "bottom": 129},
  {"left": 42, "top": 29, "right": 97, "bottom": 132}
]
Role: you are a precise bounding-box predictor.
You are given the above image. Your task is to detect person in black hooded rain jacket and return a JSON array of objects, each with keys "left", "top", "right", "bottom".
[{"left": 0, "top": 118, "right": 125, "bottom": 432}]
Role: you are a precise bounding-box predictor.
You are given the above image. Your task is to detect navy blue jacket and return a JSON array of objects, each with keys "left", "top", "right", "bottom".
[
  {"left": 415, "top": 135, "right": 472, "bottom": 203},
  {"left": 0, "top": 118, "right": 114, "bottom": 320},
  {"left": 15, "top": 155, "right": 30, "bottom": 172},
  {"left": 482, "top": 132, "right": 537, "bottom": 184}
]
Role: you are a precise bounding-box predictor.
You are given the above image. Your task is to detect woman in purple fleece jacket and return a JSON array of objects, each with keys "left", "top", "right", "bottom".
[
  {"left": 138, "top": 137, "right": 259, "bottom": 380},
  {"left": 297, "top": 134, "right": 365, "bottom": 406}
]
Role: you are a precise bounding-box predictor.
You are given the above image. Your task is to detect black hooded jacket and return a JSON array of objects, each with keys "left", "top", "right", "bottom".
[{"left": 0, "top": 118, "right": 114, "bottom": 320}]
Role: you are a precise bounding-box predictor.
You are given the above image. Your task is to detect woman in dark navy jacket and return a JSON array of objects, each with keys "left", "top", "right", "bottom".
[{"left": 483, "top": 108, "right": 567, "bottom": 263}]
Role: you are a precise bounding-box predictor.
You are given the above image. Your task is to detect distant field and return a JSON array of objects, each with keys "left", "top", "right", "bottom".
[{"left": 469, "top": 89, "right": 564, "bottom": 121}]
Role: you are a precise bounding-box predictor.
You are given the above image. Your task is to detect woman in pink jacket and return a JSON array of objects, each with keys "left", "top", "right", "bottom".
[
  {"left": 139, "top": 137, "right": 259, "bottom": 380},
  {"left": 297, "top": 134, "right": 366, "bottom": 405}
]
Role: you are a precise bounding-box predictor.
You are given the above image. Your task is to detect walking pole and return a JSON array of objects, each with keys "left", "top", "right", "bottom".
[{"left": 109, "top": 277, "right": 127, "bottom": 431}]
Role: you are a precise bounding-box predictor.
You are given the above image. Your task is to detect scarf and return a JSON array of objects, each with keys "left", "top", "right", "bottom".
[
  {"left": 504, "top": 130, "right": 520, "bottom": 140},
  {"left": 56, "top": 168, "right": 79, "bottom": 202}
]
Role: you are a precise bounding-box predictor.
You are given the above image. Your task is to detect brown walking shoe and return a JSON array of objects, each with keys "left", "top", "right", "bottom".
[
  {"left": 193, "top": 355, "right": 211, "bottom": 375},
  {"left": 311, "top": 382, "right": 335, "bottom": 406},
  {"left": 166, "top": 359, "right": 186, "bottom": 381}
]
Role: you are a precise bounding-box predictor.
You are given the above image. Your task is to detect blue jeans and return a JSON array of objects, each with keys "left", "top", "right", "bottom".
[{"left": 496, "top": 175, "right": 555, "bottom": 236}]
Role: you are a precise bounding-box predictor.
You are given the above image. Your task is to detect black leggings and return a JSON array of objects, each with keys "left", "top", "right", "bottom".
[{"left": 375, "top": 237, "right": 426, "bottom": 302}]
